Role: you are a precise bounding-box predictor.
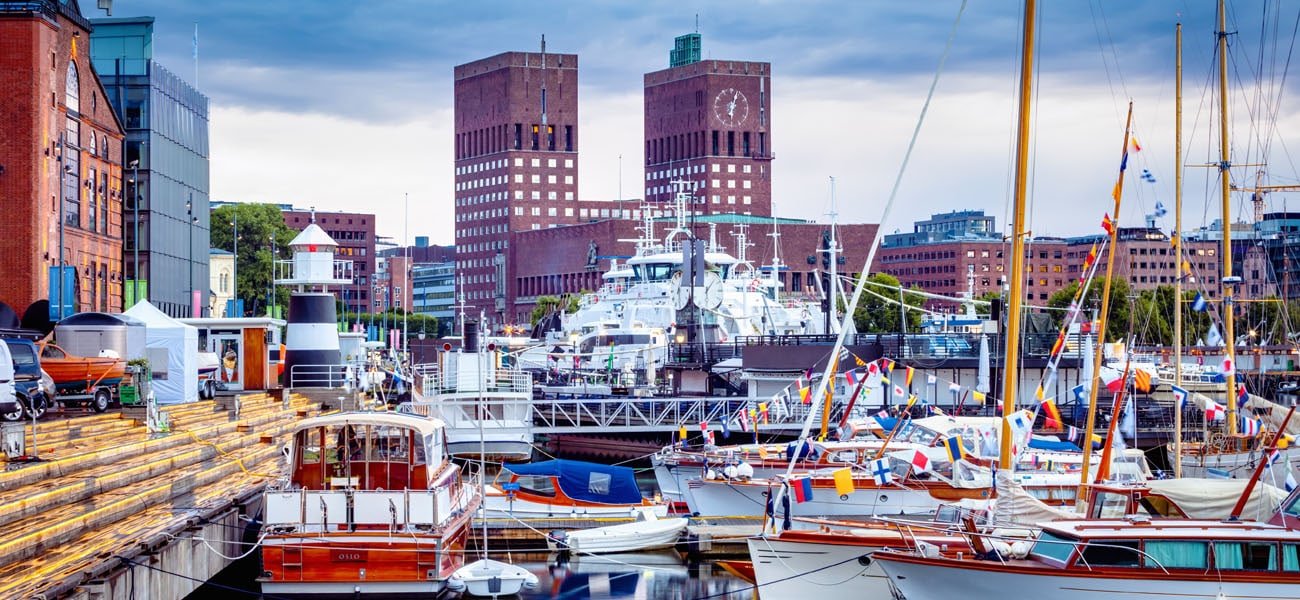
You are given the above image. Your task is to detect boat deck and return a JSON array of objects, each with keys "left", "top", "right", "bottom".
[{"left": 0, "top": 393, "right": 323, "bottom": 599}]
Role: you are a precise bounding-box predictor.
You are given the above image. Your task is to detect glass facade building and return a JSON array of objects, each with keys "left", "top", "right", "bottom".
[
  {"left": 91, "top": 16, "right": 210, "bottom": 317},
  {"left": 412, "top": 262, "right": 456, "bottom": 334}
]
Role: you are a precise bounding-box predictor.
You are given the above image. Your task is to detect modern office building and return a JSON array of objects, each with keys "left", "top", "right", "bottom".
[
  {"left": 412, "top": 262, "right": 456, "bottom": 335},
  {"left": 882, "top": 210, "right": 998, "bottom": 248},
  {"left": 91, "top": 15, "right": 210, "bottom": 317},
  {"left": 281, "top": 208, "right": 375, "bottom": 315},
  {"left": 0, "top": 0, "right": 126, "bottom": 318},
  {"left": 643, "top": 35, "right": 773, "bottom": 216},
  {"left": 453, "top": 46, "right": 580, "bottom": 325}
]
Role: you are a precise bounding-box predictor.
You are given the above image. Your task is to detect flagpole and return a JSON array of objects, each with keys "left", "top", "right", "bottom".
[
  {"left": 1216, "top": 0, "right": 1240, "bottom": 436},
  {"left": 1173, "top": 20, "right": 1185, "bottom": 478}
]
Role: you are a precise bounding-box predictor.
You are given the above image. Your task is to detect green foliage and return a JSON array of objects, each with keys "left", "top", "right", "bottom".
[
  {"left": 530, "top": 292, "right": 587, "bottom": 326},
  {"left": 1046, "top": 277, "right": 1132, "bottom": 341},
  {"left": 209, "top": 203, "right": 297, "bottom": 317},
  {"left": 340, "top": 309, "right": 442, "bottom": 337},
  {"left": 853, "top": 273, "right": 925, "bottom": 332}
]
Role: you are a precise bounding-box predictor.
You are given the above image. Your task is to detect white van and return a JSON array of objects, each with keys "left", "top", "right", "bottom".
[{"left": 0, "top": 342, "right": 17, "bottom": 417}]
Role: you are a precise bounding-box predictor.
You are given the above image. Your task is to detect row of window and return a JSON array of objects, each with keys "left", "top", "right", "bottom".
[
  {"left": 646, "top": 129, "right": 766, "bottom": 163},
  {"left": 456, "top": 156, "right": 575, "bottom": 175},
  {"left": 455, "top": 123, "right": 574, "bottom": 159},
  {"left": 646, "top": 162, "right": 752, "bottom": 181},
  {"left": 1034, "top": 533, "right": 1300, "bottom": 573}
]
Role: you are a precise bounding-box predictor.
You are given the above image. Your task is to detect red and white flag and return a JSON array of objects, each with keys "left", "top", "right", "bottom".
[
  {"left": 1221, "top": 357, "right": 1235, "bottom": 376},
  {"left": 1205, "top": 401, "right": 1226, "bottom": 421},
  {"left": 1099, "top": 367, "right": 1124, "bottom": 393}
]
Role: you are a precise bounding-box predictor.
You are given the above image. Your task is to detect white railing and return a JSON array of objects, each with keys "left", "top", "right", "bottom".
[
  {"left": 415, "top": 366, "right": 531, "bottom": 396},
  {"left": 288, "top": 363, "right": 348, "bottom": 388}
]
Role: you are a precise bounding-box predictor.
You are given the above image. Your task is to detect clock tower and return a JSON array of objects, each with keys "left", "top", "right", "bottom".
[{"left": 644, "top": 35, "right": 772, "bottom": 217}]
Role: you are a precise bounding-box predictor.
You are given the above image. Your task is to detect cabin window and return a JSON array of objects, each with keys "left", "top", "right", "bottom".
[
  {"left": 1137, "top": 495, "right": 1183, "bottom": 518},
  {"left": 1283, "top": 492, "right": 1300, "bottom": 519},
  {"left": 1283, "top": 544, "right": 1299, "bottom": 572},
  {"left": 1028, "top": 531, "right": 1077, "bottom": 563},
  {"left": 1143, "top": 541, "right": 1207, "bottom": 569},
  {"left": 370, "top": 426, "right": 410, "bottom": 461},
  {"left": 514, "top": 475, "right": 555, "bottom": 497},
  {"left": 1080, "top": 540, "right": 1141, "bottom": 567},
  {"left": 588, "top": 471, "right": 612, "bottom": 495},
  {"left": 41, "top": 346, "right": 66, "bottom": 360},
  {"left": 300, "top": 429, "right": 321, "bottom": 464},
  {"left": 1092, "top": 492, "right": 1130, "bottom": 519},
  {"left": 1213, "top": 542, "right": 1276, "bottom": 570}
]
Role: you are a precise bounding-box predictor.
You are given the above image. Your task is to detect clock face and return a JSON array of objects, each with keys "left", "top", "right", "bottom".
[{"left": 713, "top": 88, "right": 749, "bottom": 128}]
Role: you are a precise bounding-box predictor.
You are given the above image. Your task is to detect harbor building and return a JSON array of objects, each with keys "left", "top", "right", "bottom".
[
  {"left": 282, "top": 207, "right": 375, "bottom": 315},
  {"left": 643, "top": 34, "right": 773, "bottom": 216},
  {"left": 91, "top": 16, "right": 211, "bottom": 317},
  {"left": 207, "top": 247, "right": 234, "bottom": 317},
  {"left": 0, "top": 0, "right": 126, "bottom": 318}
]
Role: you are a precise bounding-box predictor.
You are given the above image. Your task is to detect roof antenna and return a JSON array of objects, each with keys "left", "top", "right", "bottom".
[
  {"left": 540, "top": 34, "right": 548, "bottom": 125},
  {"left": 695, "top": 13, "right": 699, "bottom": 33},
  {"left": 309, "top": 206, "right": 316, "bottom": 224}
]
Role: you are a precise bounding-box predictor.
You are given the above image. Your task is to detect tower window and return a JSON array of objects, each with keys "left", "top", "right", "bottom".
[
  {"left": 712, "top": 131, "right": 720, "bottom": 156},
  {"left": 727, "top": 131, "right": 735, "bottom": 157},
  {"left": 531, "top": 125, "right": 539, "bottom": 150},
  {"left": 743, "top": 132, "right": 751, "bottom": 157},
  {"left": 547, "top": 125, "right": 555, "bottom": 151},
  {"left": 565, "top": 125, "right": 573, "bottom": 152},
  {"left": 514, "top": 124, "right": 522, "bottom": 150}
]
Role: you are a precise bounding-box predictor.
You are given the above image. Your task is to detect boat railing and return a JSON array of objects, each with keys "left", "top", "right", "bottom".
[
  {"left": 414, "top": 366, "right": 532, "bottom": 396},
  {"left": 287, "top": 363, "right": 349, "bottom": 389},
  {"left": 263, "top": 488, "right": 456, "bottom": 531}
]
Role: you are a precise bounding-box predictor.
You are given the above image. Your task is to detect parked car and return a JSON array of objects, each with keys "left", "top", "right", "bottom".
[
  {"left": 0, "top": 340, "right": 17, "bottom": 420},
  {"left": 1, "top": 338, "right": 52, "bottom": 421}
]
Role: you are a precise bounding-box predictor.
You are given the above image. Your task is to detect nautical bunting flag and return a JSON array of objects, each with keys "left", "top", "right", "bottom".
[
  {"left": 1205, "top": 401, "right": 1226, "bottom": 421},
  {"left": 905, "top": 366, "right": 916, "bottom": 387},
  {"left": 737, "top": 409, "right": 752, "bottom": 433},
  {"left": 948, "top": 382, "right": 963, "bottom": 393},
  {"left": 1067, "top": 426, "right": 1081, "bottom": 443},
  {"left": 1222, "top": 357, "right": 1235, "bottom": 376},
  {"left": 1241, "top": 416, "right": 1261, "bottom": 437},
  {"left": 700, "top": 421, "right": 709, "bottom": 433},
  {"left": 854, "top": 355, "right": 867, "bottom": 367},
  {"left": 1071, "top": 384, "right": 1088, "bottom": 404},
  {"left": 791, "top": 477, "right": 814, "bottom": 503},
  {"left": 759, "top": 402, "right": 770, "bottom": 424},
  {"left": 1130, "top": 136, "right": 1142, "bottom": 152},
  {"left": 927, "top": 373, "right": 938, "bottom": 385},
  {"left": 1154, "top": 200, "right": 1167, "bottom": 216},
  {"left": 845, "top": 369, "right": 859, "bottom": 386},
  {"left": 891, "top": 450, "right": 932, "bottom": 474},
  {"left": 721, "top": 417, "right": 730, "bottom": 438},
  {"left": 1192, "top": 292, "right": 1208, "bottom": 312},
  {"left": 678, "top": 424, "right": 688, "bottom": 442},
  {"left": 1236, "top": 383, "right": 1248, "bottom": 409},
  {"left": 1007, "top": 410, "right": 1034, "bottom": 440},
  {"left": 1170, "top": 385, "right": 1189, "bottom": 410},
  {"left": 1040, "top": 398, "right": 1064, "bottom": 432},
  {"left": 972, "top": 391, "right": 987, "bottom": 404},
  {"left": 893, "top": 384, "right": 906, "bottom": 398},
  {"left": 927, "top": 404, "right": 946, "bottom": 417},
  {"left": 1035, "top": 384, "right": 1046, "bottom": 401},
  {"left": 1102, "top": 213, "right": 1115, "bottom": 235},
  {"left": 832, "top": 468, "right": 855, "bottom": 496},
  {"left": 1099, "top": 368, "right": 1125, "bottom": 393},
  {"left": 942, "top": 435, "right": 968, "bottom": 462},
  {"left": 799, "top": 382, "right": 812, "bottom": 405},
  {"left": 868, "top": 458, "right": 893, "bottom": 486},
  {"left": 876, "top": 409, "right": 890, "bottom": 419},
  {"left": 1134, "top": 369, "right": 1153, "bottom": 393}
]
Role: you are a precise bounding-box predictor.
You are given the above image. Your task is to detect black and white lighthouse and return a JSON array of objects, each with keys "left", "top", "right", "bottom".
[{"left": 277, "top": 215, "right": 353, "bottom": 385}]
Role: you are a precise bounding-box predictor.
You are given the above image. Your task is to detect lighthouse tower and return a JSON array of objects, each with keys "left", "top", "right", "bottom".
[{"left": 276, "top": 214, "right": 353, "bottom": 385}]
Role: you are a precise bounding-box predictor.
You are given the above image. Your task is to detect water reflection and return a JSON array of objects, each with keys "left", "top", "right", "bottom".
[{"left": 518, "top": 551, "right": 753, "bottom": 600}]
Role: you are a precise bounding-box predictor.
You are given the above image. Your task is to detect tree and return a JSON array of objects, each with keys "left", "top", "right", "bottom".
[
  {"left": 1045, "top": 277, "right": 1131, "bottom": 341},
  {"left": 852, "top": 273, "right": 925, "bottom": 333},
  {"left": 531, "top": 296, "right": 563, "bottom": 326},
  {"left": 209, "top": 203, "right": 297, "bottom": 317}
]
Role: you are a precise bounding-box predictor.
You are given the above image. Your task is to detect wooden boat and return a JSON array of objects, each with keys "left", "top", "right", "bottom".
[
  {"left": 714, "top": 559, "right": 755, "bottom": 584},
  {"left": 259, "top": 412, "right": 479, "bottom": 597},
  {"left": 875, "top": 513, "right": 1300, "bottom": 600},
  {"left": 547, "top": 510, "right": 689, "bottom": 554},
  {"left": 38, "top": 343, "right": 125, "bottom": 392},
  {"left": 484, "top": 459, "right": 670, "bottom": 518}
]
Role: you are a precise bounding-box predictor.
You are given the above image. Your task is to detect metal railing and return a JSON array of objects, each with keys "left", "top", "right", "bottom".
[
  {"left": 288, "top": 364, "right": 348, "bottom": 388},
  {"left": 413, "top": 364, "right": 531, "bottom": 396}
]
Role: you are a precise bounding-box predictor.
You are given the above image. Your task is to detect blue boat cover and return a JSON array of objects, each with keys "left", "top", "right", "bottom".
[
  {"left": 504, "top": 459, "right": 644, "bottom": 504},
  {"left": 1028, "top": 436, "right": 1082, "bottom": 452},
  {"left": 873, "top": 416, "right": 899, "bottom": 431}
]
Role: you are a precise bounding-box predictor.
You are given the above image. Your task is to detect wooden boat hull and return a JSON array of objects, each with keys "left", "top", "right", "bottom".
[
  {"left": 483, "top": 484, "right": 670, "bottom": 519},
  {"left": 42, "top": 358, "right": 125, "bottom": 391},
  {"left": 875, "top": 551, "right": 1300, "bottom": 600},
  {"left": 260, "top": 527, "right": 469, "bottom": 597}
]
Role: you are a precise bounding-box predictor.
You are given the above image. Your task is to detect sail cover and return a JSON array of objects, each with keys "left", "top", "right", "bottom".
[{"left": 505, "top": 459, "right": 644, "bottom": 504}]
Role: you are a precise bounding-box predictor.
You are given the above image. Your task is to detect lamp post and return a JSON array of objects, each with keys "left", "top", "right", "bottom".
[{"left": 127, "top": 159, "right": 140, "bottom": 306}]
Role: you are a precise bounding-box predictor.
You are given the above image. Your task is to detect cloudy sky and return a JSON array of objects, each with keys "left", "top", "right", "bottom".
[{"left": 90, "top": 1, "right": 1300, "bottom": 246}]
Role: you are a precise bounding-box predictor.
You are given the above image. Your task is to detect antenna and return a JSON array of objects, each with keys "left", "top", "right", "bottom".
[
  {"left": 309, "top": 206, "right": 316, "bottom": 224},
  {"left": 540, "top": 35, "right": 548, "bottom": 126}
]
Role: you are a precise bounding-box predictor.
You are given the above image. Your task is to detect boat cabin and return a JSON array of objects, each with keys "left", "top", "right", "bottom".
[
  {"left": 287, "top": 412, "right": 446, "bottom": 492},
  {"left": 1026, "top": 519, "right": 1300, "bottom": 575}
]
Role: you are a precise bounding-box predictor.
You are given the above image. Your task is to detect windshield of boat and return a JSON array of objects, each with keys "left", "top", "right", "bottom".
[
  {"left": 896, "top": 421, "right": 939, "bottom": 446},
  {"left": 41, "top": 345, "right": 65, "bottom": 359},
  {"left": 633, "top": 262, "right": 677, "bottom": 282},
  {"left": 1283, "top": 491, "right": 1300, "bottom": 520},
  {"left": 1091, "top": 491, "right": 1134, "bottom": 519},
  {"left": 1029, "top": 531, "right": 1078, "bottom": 564}
]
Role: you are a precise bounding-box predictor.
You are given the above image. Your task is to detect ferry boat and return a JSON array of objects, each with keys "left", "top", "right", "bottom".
[
  {"left": 259, "top": 412, "right": 479, "bottom": 597},
  {"left": 402, "top": 320, "right": 534, "bottom": 462}
]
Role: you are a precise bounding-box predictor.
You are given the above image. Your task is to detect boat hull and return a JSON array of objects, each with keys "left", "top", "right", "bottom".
[
  {"left": 259, "top": 529, "right": 468, "bottom": 596},
  {"left": 483, "top": 487, "right": 670, "bottom": 519},
  {"left": 747, "top": 535, "right": 891, "bottom": 600},
  {"left": 684, "top": 477, "right": 988, "bottom": 517},
  {"left": 876, "top": 553, "right": 1300, "bottom": 600},
  {"left": 1173, "top": 445, "right": 1300, "bottom": 481},
  {"left": 549, "top": 517, "right": 689, "bottom": 554}
]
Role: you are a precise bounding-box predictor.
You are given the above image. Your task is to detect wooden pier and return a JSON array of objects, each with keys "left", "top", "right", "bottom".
[{"left": 0, "top": 392, "right": 322, "bottom": 600}]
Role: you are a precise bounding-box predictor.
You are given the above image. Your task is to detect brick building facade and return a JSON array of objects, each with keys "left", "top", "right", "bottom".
[
  {"left": 0, "top": 0, "right": 126, "bottom": 318},
  {"left": 1066, "top": 228, "right": 1223, "bottom": 298},
  {"left": 453, "top": 49, "right": 580, "bottom": 325},
  {"left": 644, "top": 58, "right": 773, "bottom": 216},
  {"left": 282, "top": 208, "right": 375, "bottom": 314}
]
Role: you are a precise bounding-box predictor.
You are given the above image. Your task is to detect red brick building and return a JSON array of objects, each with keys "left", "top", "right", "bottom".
[
  {"left": 282, "top": 208, "right": 375, "bottom": 314},
  {"left": 1067, "top": 228, "right": 1223, "bottom": 297},
  {"left": 0, "top": 0, "right": 126, "bottom": 317},
  {"left": 644, "top": 57, "right": 773, "bottom": 216},
  {"left": 453, "top": 49, "right": 580, "bottom": 325},
  {"left": 876, "top": 239, "right": 1075, "bottom": 308}
]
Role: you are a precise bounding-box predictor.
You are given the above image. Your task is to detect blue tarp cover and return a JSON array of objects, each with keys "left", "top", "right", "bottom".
[
  {"left": 504, "top": 459, "right": 644, "bottom": 504},
  {"left": 1028, "top": 436, "right": 1082, "bottom": 452}
]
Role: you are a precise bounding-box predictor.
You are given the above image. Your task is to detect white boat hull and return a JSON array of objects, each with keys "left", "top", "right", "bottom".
[
  {"left": 878, "top": 554, "right": 1300, "bottom": 600},
  {"left": 747, "top": 536, "right": 889, "bottom": 600},
  {"left": 684, "top": 478, "right": 956, "bottom": 517},
  {"left": 549, "top": 517, "right": 689, "bottom": 554},
  {"left": 449, "top": 558, "right": 539, "bottom": 599},
  {"left": 1174, "top": 446, "right": 1300, "bottom": 481}
]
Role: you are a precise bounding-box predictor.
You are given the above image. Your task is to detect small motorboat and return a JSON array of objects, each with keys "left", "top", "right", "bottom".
[
  {"left": 485, "top": 459, "right": 670, "bottom": 518},
  {"left": 547, "top": 509, "right": 688, "bottom": 554},
  {"left": 38, "top": 343, "right": 125, "bottom": 393},
  {"left": 447, "top": 557, "right": 539, "bottom": 598}
]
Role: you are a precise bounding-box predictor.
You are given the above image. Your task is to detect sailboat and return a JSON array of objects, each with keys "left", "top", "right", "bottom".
[{"left": 448, "top": 319, "right": 539, "bottom": 598}]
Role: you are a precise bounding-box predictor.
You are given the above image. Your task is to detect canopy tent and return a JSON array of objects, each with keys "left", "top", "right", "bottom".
[
  {"left": 504, "top": 459, "right": 644, "bottom": 505},
  {"left": 124, "top": 301, "right": 198, "bottom": 404}
]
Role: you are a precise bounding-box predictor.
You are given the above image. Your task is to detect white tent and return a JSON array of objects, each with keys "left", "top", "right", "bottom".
[{"left": 124, "top": 301, "right": 199, "bottom": 405}]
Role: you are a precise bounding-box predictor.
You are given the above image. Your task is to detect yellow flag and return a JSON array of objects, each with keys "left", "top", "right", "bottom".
[
  {"left": 972, "top": 391, "right": 986, "bottom": 404},
  {"left": 1035, "top": 384, "right": 1045, "bottom": 400},
  {"left": 1111, "top": 180, "right": 1121, "bottom": 202},
  {"left": 758, "top": 445, "right": 769, "bottom": 459},
  {"left": 854, "top": 356, "right": 867, "bottom": 367},
  {"left": 833, "top": 467, "right": 855, "bottom": 496},
  {"left": 905, "top": 394, "right": 918, "bottom": 409}
]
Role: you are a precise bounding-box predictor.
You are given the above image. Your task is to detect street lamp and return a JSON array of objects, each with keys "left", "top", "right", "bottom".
[{"left": 127, "top": 159, "right": 140, "bottom": 306}]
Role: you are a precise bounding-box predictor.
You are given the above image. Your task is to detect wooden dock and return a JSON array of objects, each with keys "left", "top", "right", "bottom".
[{"left": 0, "top": 392, "right": 322, "bottom": 599}]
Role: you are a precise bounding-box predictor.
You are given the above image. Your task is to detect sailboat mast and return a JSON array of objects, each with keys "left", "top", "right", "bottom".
[
  {"left": 1000, "top": 0, "right": 1037, "bottom": 468},
  {"left": 1076, "top": 103, "right": 1133, "bottom": 508},
  {"left": 1217, "top": 0, "right": 1240, "bottom": 434},
  {"left": 1173, "top": 21, "right": 1185, "bottom": 478}
]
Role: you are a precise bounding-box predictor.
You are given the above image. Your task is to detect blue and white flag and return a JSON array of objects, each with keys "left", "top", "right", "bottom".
[
  {"left": 1154, "top": 200, "right": 1168, "bottom": 216},
  {"left": 1071, "top": 383, "right": 1087, "bottom": 403},
  {"left": 1192, "top": 292, "right": 1208, "bottom": 312},
  {"left": 869, "top": 458, "right": 893, "bottom": 486},
  {"left": 1170, "top": 385, "right": 1189, "bottom": 410}
]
